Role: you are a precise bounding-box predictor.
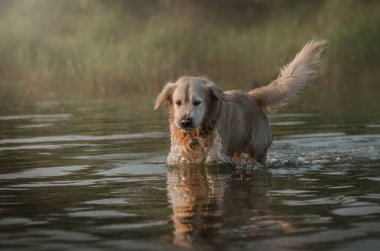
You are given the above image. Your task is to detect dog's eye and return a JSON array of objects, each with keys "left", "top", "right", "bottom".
[
  {"left": 175, "top": 100, "right": 181, "bottom": 106},
  {"left": 193, "top": 100, "right": 201, "bottom": 106}
]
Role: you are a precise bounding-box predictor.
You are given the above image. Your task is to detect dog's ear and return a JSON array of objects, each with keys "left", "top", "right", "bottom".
[
  {"left": 154, "top": 82, "right": 177, "bottom": 110},
  {"left": 201, "top": 82, "right": 224, "bottom": 132},
  {"left": 206, "top": 82, "right": 224, "bottom": 102}
]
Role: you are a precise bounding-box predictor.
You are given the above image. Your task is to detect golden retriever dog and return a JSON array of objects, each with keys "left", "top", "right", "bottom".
[{"left": 155, "top": 40, "right": 326, "bottom": 165}]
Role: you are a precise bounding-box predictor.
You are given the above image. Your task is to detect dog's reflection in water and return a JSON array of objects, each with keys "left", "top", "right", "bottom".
[{"left": 166, "top": 164, "right": 292, "bottom": 248}]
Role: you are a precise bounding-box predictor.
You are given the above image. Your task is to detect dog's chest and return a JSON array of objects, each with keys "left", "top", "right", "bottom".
[{"left": 169, "top": 131, "right": 218, "bottom": 164}]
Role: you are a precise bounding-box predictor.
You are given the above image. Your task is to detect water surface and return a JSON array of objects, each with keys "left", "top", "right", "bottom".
[{"left": 0, "top": 97, "right": 379, "bottom": 251}]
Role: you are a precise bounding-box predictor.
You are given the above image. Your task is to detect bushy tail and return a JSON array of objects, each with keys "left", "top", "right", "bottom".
[{"left": 249, "top": 40, "right": 327, "bottom": 109}]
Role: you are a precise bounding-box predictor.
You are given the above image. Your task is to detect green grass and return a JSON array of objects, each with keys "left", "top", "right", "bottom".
[{"left": 0, "top": 0, "right": 379, "bottom": 95}]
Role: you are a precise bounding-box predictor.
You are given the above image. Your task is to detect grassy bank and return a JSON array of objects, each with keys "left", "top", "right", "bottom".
[{"left": 0, "top": 0, "right": 379, "bottom": 95}]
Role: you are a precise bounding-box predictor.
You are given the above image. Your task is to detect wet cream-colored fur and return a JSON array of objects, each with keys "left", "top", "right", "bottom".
[{"left": 155, "top": 40, "right": 326, "bottom": 165}]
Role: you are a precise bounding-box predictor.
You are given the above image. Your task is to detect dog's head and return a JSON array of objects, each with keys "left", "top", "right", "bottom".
[{"left": 154, "top": 76, "right": 223, "bottom": 132}]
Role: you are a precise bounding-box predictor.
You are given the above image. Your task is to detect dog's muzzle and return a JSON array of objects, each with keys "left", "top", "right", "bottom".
[{"left": 180, "top": 117, "right": 193, "bottom": 130}]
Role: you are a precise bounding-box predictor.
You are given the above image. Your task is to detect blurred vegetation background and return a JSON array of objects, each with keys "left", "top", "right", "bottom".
[{"left": 0, "top": 0, "right": 379, "bottom": 100}]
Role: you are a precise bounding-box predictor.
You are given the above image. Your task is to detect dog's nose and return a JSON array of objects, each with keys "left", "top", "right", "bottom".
[{"left": 180, "top": 118, "right": 193, "bottom": 129}]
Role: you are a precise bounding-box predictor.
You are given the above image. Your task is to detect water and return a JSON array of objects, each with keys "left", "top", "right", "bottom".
[{"left": 0, "top": 97, "right": 379, "bottom": 251}]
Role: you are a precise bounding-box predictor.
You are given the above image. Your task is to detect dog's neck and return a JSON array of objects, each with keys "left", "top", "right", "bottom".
[
  {"left": 169, "top": 123, "right": 214, "bottom": 146},
  {"left": 169, "top": 124, "right": 215, "bottom": 163}
]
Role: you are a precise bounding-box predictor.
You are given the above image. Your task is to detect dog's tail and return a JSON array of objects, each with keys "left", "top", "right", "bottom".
[{"left": 249, "top": 40, "right": 327, "bottom": 110}]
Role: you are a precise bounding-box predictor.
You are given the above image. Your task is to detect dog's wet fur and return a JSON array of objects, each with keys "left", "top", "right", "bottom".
[{"left": 155, "top": 40, "right": 326, "bottom": 165}]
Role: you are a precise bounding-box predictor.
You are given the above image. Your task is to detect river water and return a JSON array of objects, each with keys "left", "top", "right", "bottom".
[{"left": 0, "top": 97, "right": 379, "bottom": 251}]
